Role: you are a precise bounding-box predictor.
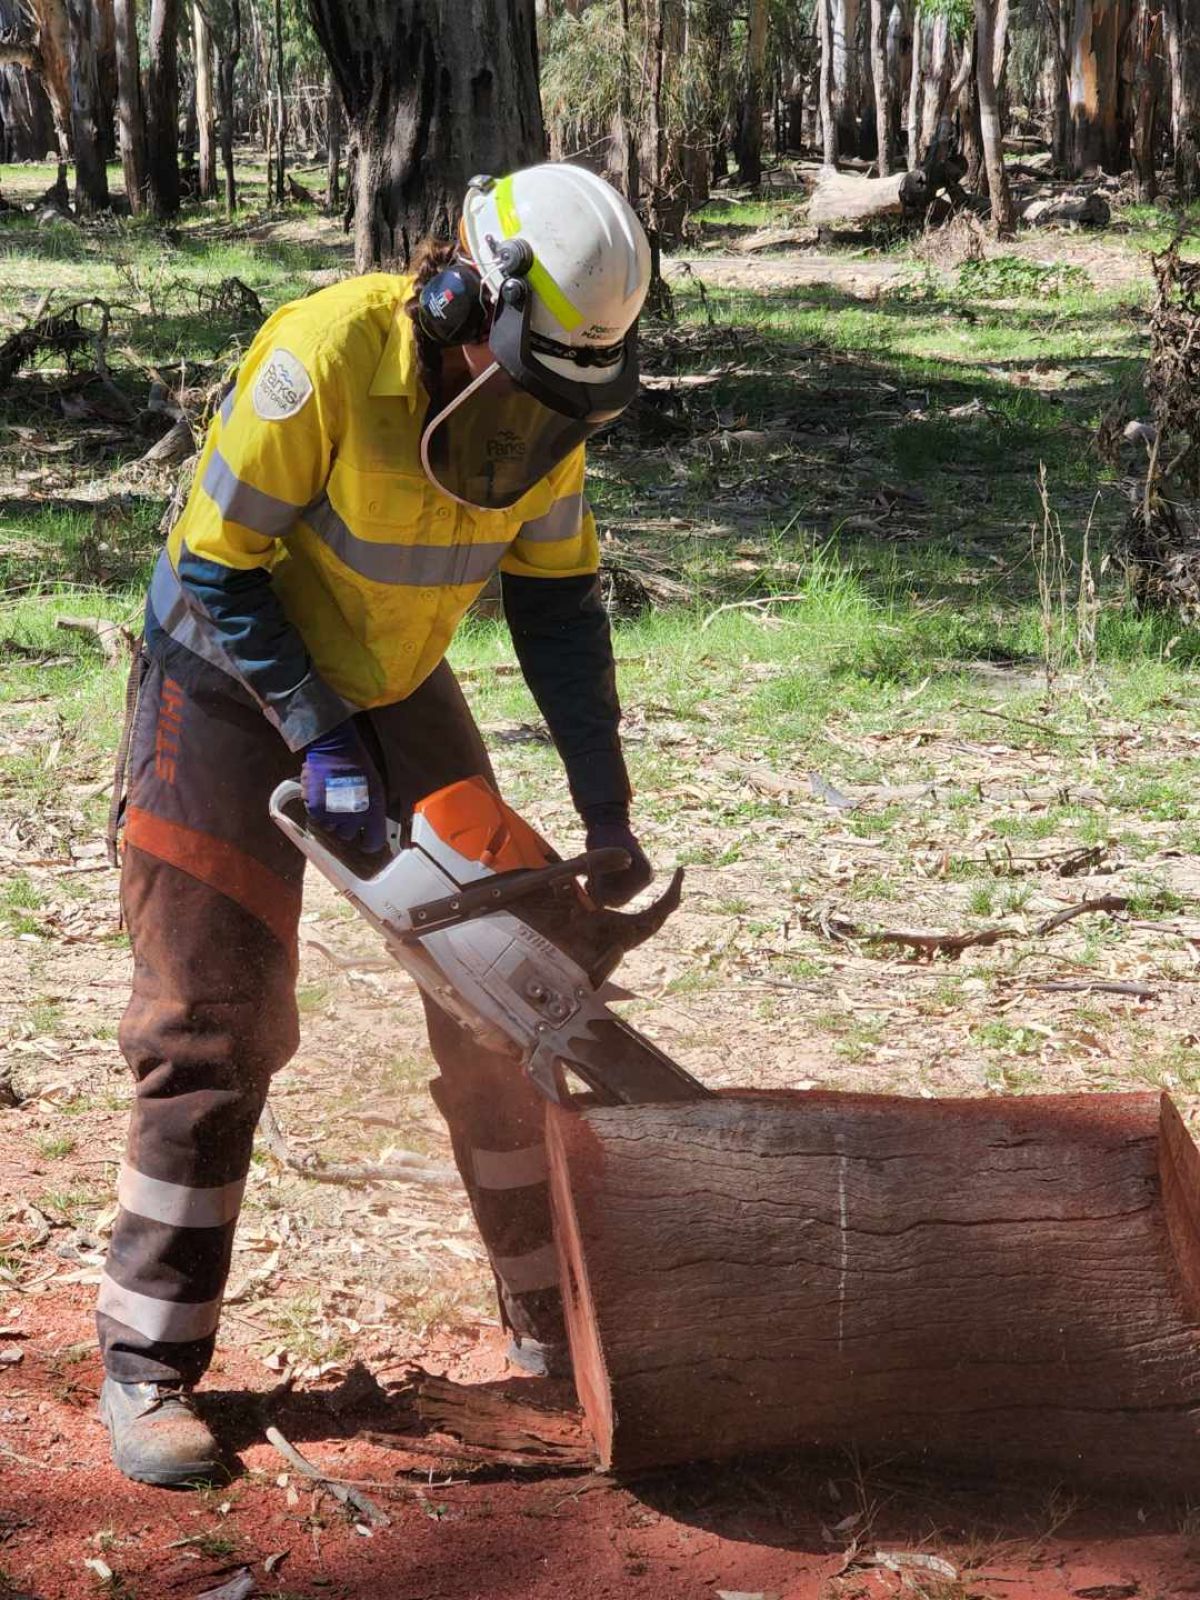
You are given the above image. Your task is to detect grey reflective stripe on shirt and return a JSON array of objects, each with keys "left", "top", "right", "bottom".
[
  {"left": 202, "top": 448, "right": 302, "bottom": 538},
  {"left": 97, "top": 1271, "right": 225, "bottom": 1343},
  {"left": 305, "top": 493, "right": 510, "bottom": 586},
  {"left": 118, "top": 1163, "right": 245, "bottom": 1229},
  {"left": 517, "top": 493, "right": 585, "bottom": 545},
  {"left": 219, "top": 390, "right": 235, "bottom": 426}
]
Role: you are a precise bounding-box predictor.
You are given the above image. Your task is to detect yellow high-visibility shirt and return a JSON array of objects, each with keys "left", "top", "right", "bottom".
[{"left": 156, "top": 273, "right": 599, "bottom": 746}]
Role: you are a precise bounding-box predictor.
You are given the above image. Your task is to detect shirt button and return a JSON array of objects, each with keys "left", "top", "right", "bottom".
[
  {"left": 435, "top": 506, "right": 450, "bottom": 519},
  {"left": 368, "top": 500, "right": 380, "bottom": 514}
]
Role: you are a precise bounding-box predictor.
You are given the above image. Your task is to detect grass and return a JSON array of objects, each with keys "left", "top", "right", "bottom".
[
  {"left": 3, "top": 162, "right": 1200, "bottom": 1117},
  {"left": 35, "top": 1133, "right": 77, "bottom": 1159}
]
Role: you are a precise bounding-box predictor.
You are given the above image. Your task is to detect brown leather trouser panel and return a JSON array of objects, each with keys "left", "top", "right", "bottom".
[{"left": 99, "top": 643, "right": 562, "bottom": 1385}]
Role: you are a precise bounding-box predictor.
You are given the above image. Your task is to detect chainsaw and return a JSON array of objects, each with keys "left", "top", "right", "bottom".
[{"left": 269, "top": 775, "right": 710, "bottom": 1109}]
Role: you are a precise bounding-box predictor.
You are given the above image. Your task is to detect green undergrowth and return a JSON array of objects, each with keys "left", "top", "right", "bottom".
[{"left": 2, "top": 179, "right": 1195, "bottom": 866}]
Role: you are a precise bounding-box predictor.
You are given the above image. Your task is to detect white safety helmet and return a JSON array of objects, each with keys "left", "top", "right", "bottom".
[
  {"left": 463, "top": 164, "right": 651, "bottom": 384},
  {"left": 418, "top": 164, "right": 652, "bottom": 510}
]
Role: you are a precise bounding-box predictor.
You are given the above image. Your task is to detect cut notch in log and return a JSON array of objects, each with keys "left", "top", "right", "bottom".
[{"left": 549, "top": 1089, "right": 1200, "bottom": 1485}]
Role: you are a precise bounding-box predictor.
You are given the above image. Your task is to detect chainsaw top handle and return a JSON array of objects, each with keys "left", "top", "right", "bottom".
[{"left": 269, "top": 780, "right": 629, "bottom": 921}]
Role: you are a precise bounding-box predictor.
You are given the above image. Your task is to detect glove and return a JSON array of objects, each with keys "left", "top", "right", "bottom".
[
  {"left": 584, "top": 813, "right": 653, "bottom": 908},
  {"left": 300, "top": 720, "right": 387, "bottom": 853}
]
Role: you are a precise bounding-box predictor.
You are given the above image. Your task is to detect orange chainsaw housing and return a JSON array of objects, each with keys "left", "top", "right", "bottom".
[{"left": 415, "top": 776, "right": 555, "bottom": 874}]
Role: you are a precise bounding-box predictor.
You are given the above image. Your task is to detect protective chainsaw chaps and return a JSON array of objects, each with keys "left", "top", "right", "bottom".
[{"left": 269, "top": 775, "right": 709, "bottom": 1109}]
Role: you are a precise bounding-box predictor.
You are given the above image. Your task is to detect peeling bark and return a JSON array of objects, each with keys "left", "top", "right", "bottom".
[
  {"left": 193, "top": 2, "right": 215, "bottom": 199},
  {"left": 1068, "top": 0, "right": 1126, "bottom": 175},
  {"left": 30, "top": 0, "right": 72, "bottom": 159}
]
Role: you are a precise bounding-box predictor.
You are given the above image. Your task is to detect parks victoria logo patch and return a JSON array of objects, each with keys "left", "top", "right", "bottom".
[{"left": 253, "top": 348, "right": 313, "bottom": 421}]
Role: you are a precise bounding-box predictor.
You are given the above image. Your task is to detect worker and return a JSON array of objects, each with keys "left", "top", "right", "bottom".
[{"left": 96, "top": 164, "right": 652, "bottom": 1486}]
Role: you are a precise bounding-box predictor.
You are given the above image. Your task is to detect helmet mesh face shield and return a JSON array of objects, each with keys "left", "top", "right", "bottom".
[{"left": 420, "top": 283, "right": 639, "bottom": 510}]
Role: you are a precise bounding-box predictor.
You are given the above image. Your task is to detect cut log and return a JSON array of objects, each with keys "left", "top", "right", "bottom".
[
  {"left": 808, "top": 166, "right": 908, "bottom": 226},
  {"left": 548, "top": 1089, "right": 1200, "bottom": 1486}
]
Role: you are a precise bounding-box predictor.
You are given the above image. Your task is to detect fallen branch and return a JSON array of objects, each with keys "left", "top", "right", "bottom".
[
  {"left": 808, "top": 894, "right": 1147, "bottom": 961},
  {"left": 264, "top": 1424, "right": 391, "bottom": 1527},
  {"left": 954, "top": 701, "right": 1082, "bottom": 740},
  {"left": 1035, "top": 895, "right": 1131, "bottom": 935},
  {"left": 287, "top": 173, "right": 321, "bottom": 206},
  {"left": 55, "top": 615, "right": 137, "bottom": 667},
  {"left": 1029, "top": 979, "right": 1158, "bottom": 999},
  {"left": 700, "top": 593, "right": 808, "bottom": 631},
  {"left": 258, "top": 1101, "right": 457, "bottom": 1188},
  {"left": 138, "top": 415, "right": 194, "bottom": 466},
  {"left": 0, "top": 307, "right": 91, "bottom": 387},
  {"left": 869, "top": 924, "right": 1013, "bottom": 959}
]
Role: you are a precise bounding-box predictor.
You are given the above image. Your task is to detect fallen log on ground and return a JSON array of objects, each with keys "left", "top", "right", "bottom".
[
  {"left": 548, "top": 1089, "right": 1200, "bottom": 1486},
  {"left": 808, "top": 167, "right": 913, "bottom": 228},
  {"left": 1020, "top": 191, "right": 1111, "bottom": 228}
]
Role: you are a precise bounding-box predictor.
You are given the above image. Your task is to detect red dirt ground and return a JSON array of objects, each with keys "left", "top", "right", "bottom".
[{"left": 1, "top": 1274, "right": 1199, "bottom": 1600}]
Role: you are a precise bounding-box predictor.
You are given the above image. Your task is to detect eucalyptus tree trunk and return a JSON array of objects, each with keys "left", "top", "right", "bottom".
[
  {"left": 740, "top": 0, "right": 768, "bottom": 184},
  {"left": 830, "top": 0, "right": 861, "bottom": 155},
  {"left": 307, "top": 0, "right": 544, "bottom": 271},
  {"left": 146, "top": 0, "right": 180, "bottom": 216},
  {"left": 886, "top": 0, "right": 908, "bottom": 165},
  {"left": 1129, "top": 0, "right": 1158, "bottom": 201},
  {"left": 214, "top": 0, "right": 239, "bottom": 210},
  {"left": 975, "top": 0, "right": 1013, "bottom": 234},
  {"left": 1051, "top": 0, "right": 1071, "bottom": 171},
  {"left": 918, "top": 11, "right": 951, "bottom": 157},
  {"left": 819, "top": 0, "right": 838, "bottom": 164},
  {"left": 28, "top": 0, "right": 72, "bottom": 162},
  {"left": 193, "top": 3, "right": 215, "bottom": 198},
  {"left": 271, "top": 0, "right": 285, "bottom": 202},
  {"left": 94, "top": 0, "right": 116, "bottom": 158},
  {"left": 906, "top": 5, "right": 922, "bottom": 168},
  {"left": 1068, "top": 0, "right": 1125, "bottom": 175},
  {"left": 113, "top": 0, "right": 145, "bottom": 209},
  {"left": 647, "top": 0, "right": 668, "bottom": 232},
  {"left": 870, "top": 0, "right": 891, "bottom": 174},
  {"left": 1163, "top": 0, "right": 1200, "bottom": 199},
  {"left": 66, "top": 0, "right": 108, "bottom": 210},
  {"left": 617, "top": 0, "right": 639, "bottom": 203},
  {"left": 325, "top": 71, "right": 341, "bottom": 210}
]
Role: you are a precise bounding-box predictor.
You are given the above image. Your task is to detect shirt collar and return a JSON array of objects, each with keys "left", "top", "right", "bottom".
[{"left": 369, "top": 301, "right": 421, "bottom": 407}]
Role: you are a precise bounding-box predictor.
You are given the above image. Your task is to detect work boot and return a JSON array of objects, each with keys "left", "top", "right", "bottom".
[
  {"left": 506, "top": 1334, "right": 572, "bottom": 1380},
  {"left": 99, "top": 1377, "right": 223, "bottom": 1487}
]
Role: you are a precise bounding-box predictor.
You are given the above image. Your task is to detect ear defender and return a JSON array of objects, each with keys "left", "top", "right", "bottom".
[
  {"left": 416, "top": 261, "right": 490, "bottom": 347},
  {"left": 416, "top": 237, "right": 536, "bottom": 348}
]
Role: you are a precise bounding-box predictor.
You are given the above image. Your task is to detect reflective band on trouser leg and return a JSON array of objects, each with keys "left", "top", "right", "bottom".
[
  {"left": 424, "top": 1012, "right": 565, "bottom": 1347},
  {"left": 97, "top": 1276, "right": 224, "bottom": 1344},
  {"left": 118, "top": 1164, "right": 246, "bottom": 1228},
  {"left": 490, "top": 1243, "right": 561, "bottom": 1297},
  {"left": 471, "top": 1144, "right": 549, "bottom": 1191}
]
